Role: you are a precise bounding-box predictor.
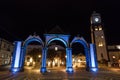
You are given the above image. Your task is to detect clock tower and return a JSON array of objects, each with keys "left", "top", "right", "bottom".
[{"left": 90, "top": 11, "right": 108, "bottom": 62}]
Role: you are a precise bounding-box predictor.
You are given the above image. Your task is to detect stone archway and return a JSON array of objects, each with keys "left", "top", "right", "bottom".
[
  {"left": 10, "top": 35, "right": 44, "bottom": 72},
  {"left": 10, "top": 34, "right": 98, "bottom": 73},
  {"left": 40, "top": 34, "right": 73, "bottom": 73},
  {"left": 70, "top": 36, "right": 98, "bottom": 72}
]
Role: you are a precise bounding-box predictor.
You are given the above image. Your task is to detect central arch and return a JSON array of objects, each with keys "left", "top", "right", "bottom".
[
  {"left": 46, "top": 39, "right": 67, "bottom": 71},
  {"left": 40, "top": 34, "right": 73, "bottom": 73}
]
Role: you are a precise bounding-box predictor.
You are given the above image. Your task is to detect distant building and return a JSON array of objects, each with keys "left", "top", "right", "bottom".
[
  {"left": 108, "top": 45, "right": 120, "bottom": 67},
  {"left": 0, "top": 38, "right": 14, "bottom": 65},
  {"left": 25, "top": 44, "right": 66, "bottom": 67}
]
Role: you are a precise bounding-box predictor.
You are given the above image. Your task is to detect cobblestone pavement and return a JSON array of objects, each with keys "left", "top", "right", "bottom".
[{"left": 0, "top": 67, "right": 120, "bottom": 80}]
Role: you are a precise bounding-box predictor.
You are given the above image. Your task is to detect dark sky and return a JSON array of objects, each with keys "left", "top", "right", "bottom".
[{"left": 0, "top": 0, "right": 120, "bottom": 45}]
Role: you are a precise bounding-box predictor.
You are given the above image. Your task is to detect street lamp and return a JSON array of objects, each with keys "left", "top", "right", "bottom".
[
  {"left": 30, "top": 57, "right": 33, "bottom": 63},
  {"left": 117, "top": 45, "right": 120, "bottom": 50},
  {"left": 112, "top": 55, "right": 116, "bottom": 59},
  {"left": 55, "top": 46, "right": 58, "bottom": 51},
  {"left": 38, "top": 55, "right": 41, "bottom": 58}
]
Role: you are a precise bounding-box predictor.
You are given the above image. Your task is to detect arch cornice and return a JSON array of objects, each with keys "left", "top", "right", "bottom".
[
  {"left": 46, "top": 37, "right": 68, "bottom": 47},
  {"left": 23, "top": 35, "right": 44, "bottom": 47},
  {"left": 44, "top": 34, "right": 70, "bottom": 47},
  {"left": 70, "top": 36, "right": 88, "bottom": 48}
]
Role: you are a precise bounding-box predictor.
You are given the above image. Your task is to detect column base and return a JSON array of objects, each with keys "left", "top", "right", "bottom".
[
  {"left": 66, "top": 67, "right": 74, "bottom": 73},
  {"left": 40, "top": 67, "right": 47, "bottom": 73},
  {"left": 10, "top": 67, "right": 23, "bottom": 73},
  {"left": 86, "top": 67, "right": 90, "bottom": 71},
  {"left": 90, "top": 67, "right": 98, "bottom": 72}
]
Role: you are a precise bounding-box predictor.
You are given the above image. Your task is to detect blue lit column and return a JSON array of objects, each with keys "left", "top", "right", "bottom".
[
  {"left": 84, "top": 48, "right": 90, "bottom": 71},
  {"left": 19, "top": 47, "right": 25, "bottom": 71},
  {"left": 40, "top": 47, "right": 47, "bottom": 73},
  {"left": 10, "top": 41, "right": 22, "bottom": 73},
  {"left": 90, "top": 44, "right": 98, "bottom": 72},
  {"left": 66, "top": 48, "right": 73, "bottom": 73}
]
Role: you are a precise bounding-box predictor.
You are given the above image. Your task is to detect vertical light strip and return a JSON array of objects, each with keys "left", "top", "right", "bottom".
[
  {"left": 90, "top": 44, "right": 95, "bottom": 67},
  {"left": 14, "top": 42, "right": 21, "bottom": 67}
]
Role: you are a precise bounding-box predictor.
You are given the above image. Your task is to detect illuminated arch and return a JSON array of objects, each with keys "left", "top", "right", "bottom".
[
  {"left": 70, "top": 37, "right": 88, "bottom": 48},
  {"left": 23, "top": 35, "right": 44, "bottom": 47},
  {"left": 21, "top": 35, "right": 44, "bottom": 72},
  {"left": 46, "top": 37, "right": 68, "bottom": 47},
  {"left": 70, "top": 36, "right": 90, "bottom": 71}
]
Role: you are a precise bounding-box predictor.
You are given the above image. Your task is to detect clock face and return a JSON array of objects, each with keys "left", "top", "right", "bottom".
[
  {"left": 95, "top": 17, "right": 99, "bottom": 22},
  {"left": 91, "top": 16, "right": 101, "bottom": 24}
]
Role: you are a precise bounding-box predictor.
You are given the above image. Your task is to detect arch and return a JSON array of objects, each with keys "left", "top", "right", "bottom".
[
  {"left": 21, "top": 35, "right": 44, "bottom": 72},
  {"left": 23, "top": 35, "right": 44, "bottom": 47},
  {"left": 44, "top": 37, "right": 73, "bottom": 73},
  {"left": 46, "top": 37, "right": 68, "bottom": 47},
  {"left": 70, "top": 37, "right": 90, "bottom": 71},
  {"left": 70, "top": 37, "right": 88, "bottom": 48}
]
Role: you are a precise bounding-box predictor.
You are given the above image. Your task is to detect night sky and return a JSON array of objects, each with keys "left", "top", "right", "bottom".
[{"left": 0, "top": 0, "right": 120, "bottom": 45}]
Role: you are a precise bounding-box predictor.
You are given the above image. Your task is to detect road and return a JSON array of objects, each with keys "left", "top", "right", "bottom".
[{"left": 0, "top": 66, "right": 120, "bottom": 80}]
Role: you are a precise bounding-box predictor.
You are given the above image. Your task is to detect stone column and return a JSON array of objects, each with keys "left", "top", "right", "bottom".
[
  {"left": 66, "top": 48, "right": 73, "bottom": 73},
  {"left": 40, "top": 47, "right": 47, "bottom": 73},
  {"left": 10, "top": 41, "right": 22, "bottom": 72},
  {"left": 89, "top": 44, "right": 98, "bottom": 72},
  {"left": 84, "top": 48, "right": 90, "bottom": 71},
  {"left": 19, "top": 47, "right": 25, "bottom": 71}
]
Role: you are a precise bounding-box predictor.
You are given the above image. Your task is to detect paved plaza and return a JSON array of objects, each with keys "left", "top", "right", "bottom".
[{"left": 0, "top": 66, "right": 120, "bottom": 80}]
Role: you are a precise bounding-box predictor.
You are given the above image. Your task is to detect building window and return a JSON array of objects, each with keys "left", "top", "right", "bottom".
[
  {"left": 5, "top": 60, "right": 8, "bottom": 64},
  {"left": 99, "top": 27, "right": 102, "bottom": 30},
  {"left": 4, "top": 43, "right": 6, "bottom": 48},
  {"left": 95, "top": 28, "right": 98, "bottom": 31},
  {"left": 7, "top": 45, "right": 11, "bottom": 51},
  {"left": 112, "top": 55, "right": 116, "bottom": 59},
  {"left": 101, "top": 53, "right": 104, "bottom": 59},
  {"left": 98, "top": 42, "right": 103, "bottom": 47},
  {"left": 1, "top": 54, "right": 4, "bottom": 58},
  {"left": 101, "top": 36, "right": 104, "bottom": 38}
]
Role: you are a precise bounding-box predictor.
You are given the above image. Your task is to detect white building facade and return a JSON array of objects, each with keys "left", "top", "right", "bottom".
[{"left": 0, "top": 38, "right": 14, "bottom": 65}]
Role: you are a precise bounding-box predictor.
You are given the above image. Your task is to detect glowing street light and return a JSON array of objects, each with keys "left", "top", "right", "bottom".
[
  {"left": 65, "top": 55, "right": 67, "bottom": 58},
  {"left": 112, "top": 55, "right": 116, "bottom": 59},
  {"left": 117, "top": 45, "right": 120, "bottom": 50},
  {"left": 30, "top": 57, "right": 33, "bottom": 63},
  {"left": 55, "top": 46, "right": 58, "bottom": 51},
  {"left": 38, "top": 55, "right": 41, "bottom": 58}
]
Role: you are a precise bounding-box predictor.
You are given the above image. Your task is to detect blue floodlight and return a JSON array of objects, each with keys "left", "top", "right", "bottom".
[
  {"left": 40, "top": 67, "right": 47, "bottom": 73},
  {"left": 91, "top": 68, "right": 98, "bottom": 72},
  {"left": 66, "top": 67, "right": 73, "bottom": 73}
]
